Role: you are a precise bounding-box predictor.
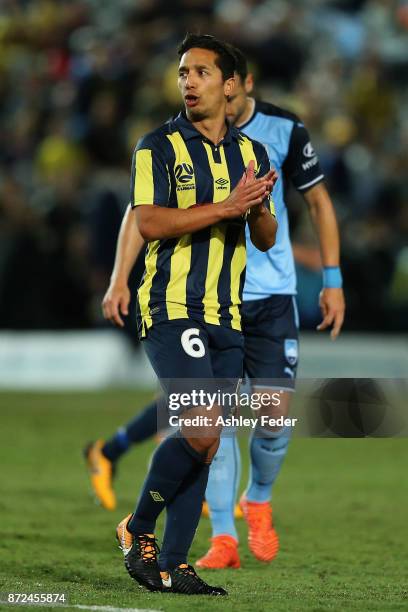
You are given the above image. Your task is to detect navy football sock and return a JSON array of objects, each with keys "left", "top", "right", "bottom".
[
  {"left": 159, "top": 462, "right": 210, "bottom": 570},
  {"left": 102, "top": 401, "right": 158, "bottom": 462},
  {"left": 128, "top": 434, "right": 205, "bottom": 536}
]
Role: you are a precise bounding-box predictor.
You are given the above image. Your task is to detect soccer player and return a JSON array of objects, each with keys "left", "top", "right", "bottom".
[
  {"left": 195, "top": 45, "right": 345, "bottom": 569},
  {"left": 86, "top": 45, "right": 344, "bottom": 570},
  {"left": 111, "top": 34, "right": 277, "bottom": 595}
]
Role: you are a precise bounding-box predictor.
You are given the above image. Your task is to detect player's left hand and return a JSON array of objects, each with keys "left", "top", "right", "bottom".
[
  {"left": 244, "top": 161, "right": 278, "bottom": 217},
  {"left": 244, "top": 161, "right": 278, "bottom": 193},
  {"left": 317, "top": 287, "right": 345, "bottom": 340}
]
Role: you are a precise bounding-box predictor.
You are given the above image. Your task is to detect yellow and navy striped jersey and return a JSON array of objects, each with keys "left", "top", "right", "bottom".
[{"left": 130, "top": 112, "right": 275, "bottom": 337}]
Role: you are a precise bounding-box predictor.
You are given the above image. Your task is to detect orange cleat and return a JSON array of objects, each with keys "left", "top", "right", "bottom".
[
  {"left": 196, "top": 535, "right": 241, "bottom": 569},
  {"left": 116, "top": 514, "right": 134, "bottom": 555},
  {"left": 116, "top": 514, "right": 163, "bottom": 592},
  {"left": 240, "top": 495, "right": 279, "bottom": 563},
  {"left": 84, "top": 440, "right": 116, "bottom": 511}
]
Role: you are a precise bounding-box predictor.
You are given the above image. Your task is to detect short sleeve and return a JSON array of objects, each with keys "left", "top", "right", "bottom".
[
  {"left": 257, "top": 145, "right": 276, "bottom": 216},
  {"left": 130, "top": 138, "right": 170, "bottom": 208},
  {"left": 283, "top": 122, "right": 324, "bottom": 192}
]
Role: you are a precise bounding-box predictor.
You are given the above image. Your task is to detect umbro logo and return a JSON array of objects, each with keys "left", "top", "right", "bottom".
[
  {"left": 150, "top": 490, "right": 164, "bottom": 502},
  {"left": 215, "top": 177, "right": 228, "bottom": 186},
  {"left": 175, "top": 163, "right": 194, "bottom": 184}
]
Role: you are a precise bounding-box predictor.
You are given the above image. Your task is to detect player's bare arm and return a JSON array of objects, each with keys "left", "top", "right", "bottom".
[
  {"left": 135, "top": 171, "right": 272, "bottom": 241},
  {"left": 102, "top": 204, "right": 145, "bottom": 327},
  {"left": 304, "top": 182, "right": 345, "bottom": 340},
  {"left": 245, "top": 161, "right": 278, "bottom": 251},
  {"left": 247, "top": 202, "right": 278, "bottom": 252}
]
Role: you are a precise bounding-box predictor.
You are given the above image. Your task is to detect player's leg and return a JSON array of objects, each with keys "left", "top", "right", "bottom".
[
  {"left": 246, "top": 398, "right": 292, "bottom": 504},
  {"left": 103, "top": 400, "right": 159, "bottom": 460},
  {"left": 195, "top": 326, "right": 244, "bottom": 568},
  {"left": 196, "top": 430, "right": 241, "bottom": 569},
  {"left": 241, "top": 295, "right": 299, "bottom": 562},
  {"left": 159, "top": 324, "right": 243, "bottom": 585},
  {"left": 118, "top": 321, "right": 211, "bottom": 590},
  {"left": 119, "top": 320, "right": 230, "bottom": 594},
  {"left": 119, "top": 429, "right": 211, "bottom": 591},
  {"left": 155, "top": 322, "right": 241, "bottom": 594},
  {"left": 84, "top": 401, "right": 158, "bottom": 510},
  {"left": 240, "top": 395, "right": 291, "bottom": 563}
]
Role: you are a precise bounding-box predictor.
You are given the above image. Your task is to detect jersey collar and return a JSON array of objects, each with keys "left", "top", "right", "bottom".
[{"left": 173, "top": 111, "right": 240, "bottom": 144}]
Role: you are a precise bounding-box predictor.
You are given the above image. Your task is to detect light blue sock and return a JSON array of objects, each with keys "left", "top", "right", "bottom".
[
  {"left": 205, "top": 430, "right": 241, "bottom": 541},
  {"left": 246, "top": 426, "right": 291, "bottom": 503}
]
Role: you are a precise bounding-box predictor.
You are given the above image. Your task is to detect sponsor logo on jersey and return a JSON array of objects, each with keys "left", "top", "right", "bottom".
[
  {"left": 303, "top": 142, "right": 315, "bottom": 158},
  {"left": 302, "top": 142, "right": 318, "bottom": 171},
  {"left": 302, "top": 157, "right": 318, "bottom": 171},
  {"left": 284, "top": 339, "right": 298, "bottom": 366},
  {"left": 175, "top": 163, "right": 195, "bottom": 191}
]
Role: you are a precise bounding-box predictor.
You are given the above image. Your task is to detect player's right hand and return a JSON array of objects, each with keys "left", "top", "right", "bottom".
[
  {"left": 102, "top": 282, "right": 130, "bottom": 328},
  {"left": 222, "top": 160, "right": 273, "bottom": 218}
]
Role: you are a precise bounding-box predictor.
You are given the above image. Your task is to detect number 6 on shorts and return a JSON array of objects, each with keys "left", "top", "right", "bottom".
[{"left": 181, "top": 328, "right": 206, "bottom": 358}]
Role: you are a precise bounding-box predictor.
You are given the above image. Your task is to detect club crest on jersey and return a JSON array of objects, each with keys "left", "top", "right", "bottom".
[
  {"left": 175, "top": 163, "right": 195, "bottom": 191},
  {"left": 284, "top": 339, "right": 298, "bottom": 366}
]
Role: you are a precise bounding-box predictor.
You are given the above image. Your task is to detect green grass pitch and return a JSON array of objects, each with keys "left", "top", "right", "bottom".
[{"left": 0, "top": 390, "right": 407, "bottom": 611}]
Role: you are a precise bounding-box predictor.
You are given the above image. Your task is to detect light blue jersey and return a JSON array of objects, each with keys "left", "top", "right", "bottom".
[{"left": 241, "top": 101, "right": 324, "bottom": 300}]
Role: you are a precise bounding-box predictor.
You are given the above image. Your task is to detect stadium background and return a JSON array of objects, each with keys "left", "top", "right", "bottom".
[{"left": 0, "top": 1, "right": 407, "bottom": 611}]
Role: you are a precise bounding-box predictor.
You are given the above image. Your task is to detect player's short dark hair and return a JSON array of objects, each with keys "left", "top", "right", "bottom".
[
  {"left": 226, "top": 44, "right": 248, "bottom": 83},
  {"left": 177, "top": 33, "right": 236, "bottom": 81}
]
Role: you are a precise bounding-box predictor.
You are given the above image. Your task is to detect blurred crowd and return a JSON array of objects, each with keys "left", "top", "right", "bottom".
[{"left": 0, "top": 0, "right": 407, "bottom": 334}]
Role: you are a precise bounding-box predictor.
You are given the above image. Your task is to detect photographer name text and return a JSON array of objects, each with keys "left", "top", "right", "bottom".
[{"left": 168, "top": 415, "right": 298, "bottom": 428}]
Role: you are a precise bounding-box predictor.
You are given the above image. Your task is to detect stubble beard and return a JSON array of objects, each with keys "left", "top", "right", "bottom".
[{"left": 185, "top": 107, "right": 207, "bottom": 122}]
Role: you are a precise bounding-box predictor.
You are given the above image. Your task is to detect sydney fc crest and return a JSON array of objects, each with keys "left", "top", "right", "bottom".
[{"left": 284, "top": 339, "right": 298, "bottom": 366}]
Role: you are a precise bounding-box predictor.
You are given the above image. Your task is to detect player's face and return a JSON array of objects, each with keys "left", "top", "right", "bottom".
[
  {"left": 226, "top": 74, "right": 254, "bottom": 125},
  {"left": 178, "top": 48, "right": 234, "bottom": 121}
]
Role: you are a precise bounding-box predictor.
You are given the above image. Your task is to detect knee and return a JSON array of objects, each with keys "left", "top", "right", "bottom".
[{"left": 187, "top": 436, "right": 220, "bottom": 462}]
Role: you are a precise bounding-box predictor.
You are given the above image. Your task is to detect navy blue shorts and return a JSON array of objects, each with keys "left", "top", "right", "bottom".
[
  {"left": 242, "top": 295, "right": 299, "bottom": 389},
  {"left": 143, "top": 319, "right": 244, "bottom": 400}
]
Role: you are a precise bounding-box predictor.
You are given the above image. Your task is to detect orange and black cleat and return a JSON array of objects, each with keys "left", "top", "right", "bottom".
[
  {"left": 240, "top": 495, "right": 279, "bottom": 563},
  {"left": 84, "top": 440, "right": 116, "bottom": 511},
  {"left": 166, "top": 564, "right": 227, "bottom": 595},
  {"left": 116, "top": 514, "right": 163, "bottom": 592},
  {"left": 196, "top": 535, "right": 240, "bottom": 569}
]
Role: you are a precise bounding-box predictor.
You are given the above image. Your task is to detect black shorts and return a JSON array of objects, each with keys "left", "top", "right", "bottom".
[
  {"left": 143, "top": 319, "right": 244, "bottom": 410},
  {"left": 242, "top": 295, "right": 299, "bottom": 390}
]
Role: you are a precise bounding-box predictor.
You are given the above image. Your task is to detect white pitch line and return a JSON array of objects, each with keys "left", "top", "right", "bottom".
[
  {"left": 0, "top": 602, "right": 161, "bottom": 612},
  {"left": 71, "top": 606, "right": 161, "bottom": 612}
]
